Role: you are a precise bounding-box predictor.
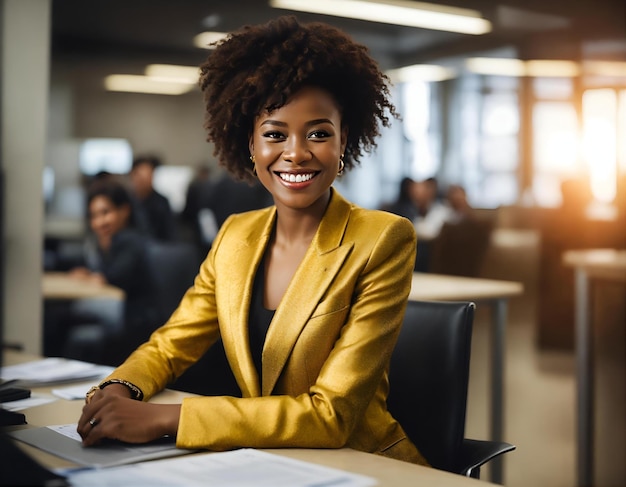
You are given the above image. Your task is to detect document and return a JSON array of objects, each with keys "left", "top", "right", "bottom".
[
  {"left": 66, "top": 448, "right": 377, "bottom": 487},
  {"left": 52, "top": 382, "right": 102, "bottom": 400},
  {"left": 1, "top": 358, "right": 113, "bottom": 387},
  {"left": 0, "top": 392, "right": 57, "bottom": 412},
  {"left": 9, "top": 424, "right": 194, "bottom": 468}
]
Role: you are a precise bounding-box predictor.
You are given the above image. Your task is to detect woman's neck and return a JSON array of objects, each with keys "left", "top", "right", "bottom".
[{"left": 273, "top": 191, "right": 330, "bottom": 248}]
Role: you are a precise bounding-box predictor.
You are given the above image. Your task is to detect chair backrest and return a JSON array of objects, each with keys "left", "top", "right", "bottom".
[
  {"left": 429, "top": 218, "right": 493, "bottom": 277},
  {"left": 145, "top": 240, "right": 201, "bottom": 323},
  {"left": 387, "top": 300, "right": 475, "bottom": 473},
  {"left": 103, "top": 240, "right": 201, "bottom": 367}
]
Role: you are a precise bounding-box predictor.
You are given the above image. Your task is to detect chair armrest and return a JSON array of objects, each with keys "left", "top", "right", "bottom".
[{"left": 458, "top": 438, "right": 516, "bottom": 478}]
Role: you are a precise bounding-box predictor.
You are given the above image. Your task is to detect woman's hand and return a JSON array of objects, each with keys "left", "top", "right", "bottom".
[
  {"left": 77, "top": 385, "right": 181, "bottom": 447},
  {"left": 68, "top": 268, "right": 106, "bottom": 285},
  {"left": 69, "top": 267, "right": 90, "bottom": 279}
]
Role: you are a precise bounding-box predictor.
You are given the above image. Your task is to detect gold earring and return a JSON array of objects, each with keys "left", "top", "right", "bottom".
[
  {"left": 250, "top": 155, "right": 257, "bottom": 176},
  {"left": 337, "top": 154, "right": 345, "bottom": 176}
]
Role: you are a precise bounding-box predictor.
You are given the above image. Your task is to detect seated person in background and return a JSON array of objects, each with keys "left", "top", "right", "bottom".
[
  {"left": 413, "top": 177, "right": 449, "bottom": 241},
  {"left": 59, "top": 179, "right": 160, "bottom": 363},
  {"left": 77, "top": 15, "right": 426, "bottom": 466},
  {"left": 73, "top": 179, "right": 160, "bottom": 327},
  {"left": 385, "top": 177, "right": 420, "bottom": 222},
  {"left": 180, "top": 165, "right": 214, "bottom": 252},
  {"left": 129, "top": 155, "right": 178, "bottom": 242},
  {"left": 444, "top": 184, "right": 473, "bottom": 224},
  {"left": 411, "top": 177, "right": 448, "bottom": 272}
]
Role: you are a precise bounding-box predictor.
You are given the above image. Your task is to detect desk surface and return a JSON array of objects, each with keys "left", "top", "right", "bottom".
[
  {"left": 4, "top": 352, "right": 496, "bottom": 487},
  {"left": 411, "top": 272, "right": 523, "bottom": 301},
  {"left": 563, "top": 248, "right": 626, "bottom": 279},
  {"left": 42, "top": 272, "right": 125, "bottom": 300}
]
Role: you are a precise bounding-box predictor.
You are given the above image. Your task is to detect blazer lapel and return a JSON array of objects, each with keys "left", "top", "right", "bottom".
[
  {"left": 221, "top": 207, "right": 275, "bottom": 398},
  {"left": 261, "top": 189, "right": 354, "bottom": 395}
]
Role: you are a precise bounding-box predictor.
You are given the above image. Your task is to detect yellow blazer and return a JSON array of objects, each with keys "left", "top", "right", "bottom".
[{"left": 106, "top": 188, "right": 426, "bottom": 464}]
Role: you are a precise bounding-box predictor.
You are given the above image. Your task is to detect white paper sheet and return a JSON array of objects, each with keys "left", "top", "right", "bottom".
[
  {"left": 0, "top": 392, "right": 57, "bottom": 411},
  {"left": 1, "top": 358, "right": 113, "bottom": 387},
  {"left": 52, "top": 382, "right": 100, "bottom": 400},
  {"left": 66, "top": 448, "right": 377, "bottom": 487}
]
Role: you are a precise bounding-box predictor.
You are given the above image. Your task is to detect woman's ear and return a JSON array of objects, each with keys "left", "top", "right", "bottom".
[
  {"left": 248, "top": 135, "right": 254, "bottom": 156},
  {"left": 340, "top": 126, "right": 349, "bottom": 155}
]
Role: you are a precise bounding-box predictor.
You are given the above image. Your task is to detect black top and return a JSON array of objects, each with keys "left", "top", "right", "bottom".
[
  {"left": 136, "top": 190, "right": 178, "bottom": 242},
  {"left": 248, "top": 258, "right": 275, "bottom": 378},
  {"left": 85, "top": 228, "right": 160, "bottom": 330}
]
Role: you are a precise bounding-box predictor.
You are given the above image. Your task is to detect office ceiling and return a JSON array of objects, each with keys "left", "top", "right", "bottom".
[{"left": 51, "top": 0, "right": 626, "bottom": 72}]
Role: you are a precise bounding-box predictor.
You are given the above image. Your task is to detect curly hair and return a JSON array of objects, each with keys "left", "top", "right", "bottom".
[{"left": 199, "top": 15, "right": 398, "bottom": 182}]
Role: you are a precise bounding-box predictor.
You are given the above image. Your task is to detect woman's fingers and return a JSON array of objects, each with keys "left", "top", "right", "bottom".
[{"left": 78, "top": 399, "right": 181, "bottom": 446}]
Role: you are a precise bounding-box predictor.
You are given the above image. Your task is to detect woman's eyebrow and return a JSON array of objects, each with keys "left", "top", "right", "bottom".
[{"left": 260, "top": 118, "right": 334, "bottom": 127}]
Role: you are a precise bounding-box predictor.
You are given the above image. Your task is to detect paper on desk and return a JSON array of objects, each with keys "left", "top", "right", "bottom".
[
  {"left": 52, "top": 382, "right": 103, "bottom": 400},
  {"left": 0, "top": 358, "right": 113, "bottom": 387},
  {"left": 0, "top": 392, "right": 57, "bottom": 411},
  {"left": 66, "top": 448, "right": 377, "bottom": 487}
]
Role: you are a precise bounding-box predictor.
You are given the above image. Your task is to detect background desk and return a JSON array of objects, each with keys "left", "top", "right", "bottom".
[
  {"left": 563, "top": 249, "right": 626, "bottom": 487},
  {"left": 410, "top": 272, "right": 523, "bottom": 484},
  {"left": 43, "top": 272, "right": 125, "bottom": 300},
  {"left": 3, "top": 351, "right": 497, "bottom": 487}
]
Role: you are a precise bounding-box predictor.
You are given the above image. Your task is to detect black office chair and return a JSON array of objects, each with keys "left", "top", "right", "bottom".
[
  {"left": 144, "top": 239, "right": 202, "bottom": 324},
  {"left": 143, "top": 240, "right": 239, "bottom": 397},
  {"left": 100, "top": 240, "right": 203, "bottom": 366},
  {"left": 387, "top": 300, "right": 515, "bottom": 479}
]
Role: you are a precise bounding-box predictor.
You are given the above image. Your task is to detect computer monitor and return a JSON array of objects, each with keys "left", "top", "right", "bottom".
[{"left": 79, "top": 138, "right": 133, "bottom": 176}]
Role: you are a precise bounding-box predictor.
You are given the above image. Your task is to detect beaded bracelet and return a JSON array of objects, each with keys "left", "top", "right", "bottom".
[{"left": 85, "top": 379, "right": 144, "bottom": 402}]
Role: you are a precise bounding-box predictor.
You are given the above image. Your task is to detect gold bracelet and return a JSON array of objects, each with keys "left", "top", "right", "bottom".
[
  {"left": 99, "top": 379, "right": 144, "bottom": 400},
  {"left": 85, "top": 385, "right": 100, "bottom": 403}
]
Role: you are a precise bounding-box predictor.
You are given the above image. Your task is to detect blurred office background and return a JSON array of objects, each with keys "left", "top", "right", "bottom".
[{"left": 1, "top": 1, "right": 625, "bottom": 486}]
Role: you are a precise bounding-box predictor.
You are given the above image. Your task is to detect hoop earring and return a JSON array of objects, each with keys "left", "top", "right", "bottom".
[
  {"left": 337, "top": 154, "right": 345, "bottom": 176},
  {"left": 250, "top": 155, "right": 257, "bottom": 176}
]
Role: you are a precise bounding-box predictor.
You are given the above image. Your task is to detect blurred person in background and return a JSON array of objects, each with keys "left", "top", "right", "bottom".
[
  {"left": 444, "top": 184, "right": 473, "bottom": 224},
  {"left": 385, "top": 177, "right": 420, "bottom": 222},
  {"left": 129, "top": 155, "right": 178, "bottom": 242},
  {"left": 413, "top": 177, "right": 449, "bottom": 241},
  {"left": 411, "top": 177, "right": 448, "bottom": 272},
  {"left": 45, "top": 179, "right": 160, "bottom": 364},
  {"left": 180, "top": 165, "right": 214, "bottom": 253}
]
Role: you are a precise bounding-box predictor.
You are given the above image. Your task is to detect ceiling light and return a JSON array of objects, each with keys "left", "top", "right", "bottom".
[
  {"left": 194, "top": 31, "right": 229, "bottom": 49},
  {"left": 270, "top": 0, "right": 491, "bottom": 35},
  {"left": 466, "top": 58, "right": 584, "bottom": 78},
  {"left": 104, "top": 75, "right": 195, "bottom": 95},
  {"left": 465, "top": 58, "right": 526, "bottom": 77},
  {"left": 145, "top": 64, "right": 200, "bottom": 84},
  {"left": 386, "top": 64, "right": 457, "bottom": 83},
  {"left": 525, "top": 60, "right": 580, "bottom": 77}
]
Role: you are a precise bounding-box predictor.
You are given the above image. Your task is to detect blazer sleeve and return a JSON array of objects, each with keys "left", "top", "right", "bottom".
[
  {"left": 175, "top": 215, "right": 416, "bottom": 451},
  {"left": 101, "top": 216, "right": 232, "bottom": 398}
]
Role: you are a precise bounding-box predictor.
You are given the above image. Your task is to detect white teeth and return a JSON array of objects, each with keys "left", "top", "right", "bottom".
[{"left": 280, "top": 172, "right": 314, "bottom": 183}]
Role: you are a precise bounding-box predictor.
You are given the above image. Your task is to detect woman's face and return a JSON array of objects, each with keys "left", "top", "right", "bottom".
[
  {"left": 88, "top": 195, "right": 130, "bottom": 241},
  {"left": 249, "top": 85, "right": 347, "bottom": 215}
]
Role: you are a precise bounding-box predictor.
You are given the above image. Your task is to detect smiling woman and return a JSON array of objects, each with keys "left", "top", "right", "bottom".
[{"left": 76, "top": 15, "right": 425, "bottom": 467}]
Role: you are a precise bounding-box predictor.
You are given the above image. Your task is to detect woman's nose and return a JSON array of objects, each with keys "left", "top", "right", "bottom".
[{"left": 283, "top": 136, "right": 312, "bottom": 164}]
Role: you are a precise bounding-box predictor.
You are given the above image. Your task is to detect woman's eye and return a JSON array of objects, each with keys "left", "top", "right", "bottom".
[
  {"left": 308, "top": 130, "right": 330, "bottom": 139},
  {"left": 262, "top": 131, "right": 285, "bottom": 140}
]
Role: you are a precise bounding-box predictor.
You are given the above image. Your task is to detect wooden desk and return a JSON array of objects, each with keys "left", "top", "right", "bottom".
[
  {"left": 42, "top": 272, "right": 124, "bottom": 300},
  {"left": 563, "top": 249, "right": 626, "bottom": 487},
  {"left": 4, "top": 351, "right": 497, "bottom": 486},
  {"left": 411, "top": 272, "right": 524, "bottom": 484}
]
